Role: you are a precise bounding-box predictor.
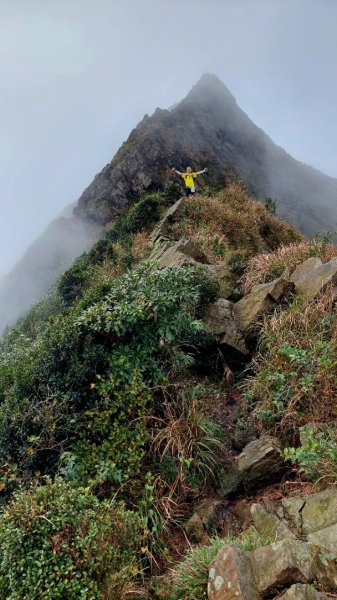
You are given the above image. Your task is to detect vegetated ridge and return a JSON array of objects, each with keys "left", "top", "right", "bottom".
[
  {"left": 1, "top": 73, "right": 337, "bottom": 333},
  {"left": 1, "top": 175, "right": 337, "bottom": 598}
]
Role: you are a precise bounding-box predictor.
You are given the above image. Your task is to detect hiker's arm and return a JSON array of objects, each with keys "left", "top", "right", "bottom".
[
  {"left": 172, "top": 168, "right": 182, "bottom": 175},
  {"left": 195, "top": 168, "right": 207, "bottom": 175}
]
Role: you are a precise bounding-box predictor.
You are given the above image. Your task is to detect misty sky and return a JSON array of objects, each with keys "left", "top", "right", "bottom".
[{"left": 1, "top": 0, "right": 337, "bottom": 279}]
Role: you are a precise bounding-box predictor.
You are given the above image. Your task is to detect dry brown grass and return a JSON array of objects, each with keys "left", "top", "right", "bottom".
[
  {"left": 171, "top": 184, "right": 301, "bottom": 267},
  {"left": 131, "top": 232, "right": 150, "bottom": 261},
  {"left": 241, "top": 240, "right": 337, "bottom": 294},
  {"left": 245, "top": 288, "right": 337, "bottom": 439}
]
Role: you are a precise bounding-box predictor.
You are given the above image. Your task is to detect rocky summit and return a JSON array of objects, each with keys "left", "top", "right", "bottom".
[
  {"left": 75, "top": 73, "right": 337, "bottom": 235},
  {"left": 2, "top": 73, "right": 337, "bottom": 332}
]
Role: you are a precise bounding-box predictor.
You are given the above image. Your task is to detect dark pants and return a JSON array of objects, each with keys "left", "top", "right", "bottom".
[{"left": 185, "top": 187, "right": 195, "bottom": 197}]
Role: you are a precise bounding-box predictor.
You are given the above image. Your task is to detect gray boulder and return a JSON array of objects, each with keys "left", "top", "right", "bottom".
[
  {"left": 208, "top": 544, "right": 261, "bottom": 600},
  {"left": 282, "top": 488, "right": 337, "bottom": 535},
  {"left": 184, "top": 499, "right": 222, "bottom": 543},
  {"left": 290, "top": 256, "right": 337, "bottom": 300},
  {"left": 219, "top": 436, "right": 285, "bottom": 497},
  {"left": 251, "top": 539, "right": 314, "bottom": 595},
  {"left": 203, "top": 298, "right": 248, "bottom": 355},
  {"left": 238, "top": 435, "right": 285, "bottom": 492},
  {"left": 234, "top": 278, "right": 294, "bottom": 332},
  {"left": 308, "top": 523, "right": 337, "bottom": 553},
  {"left": 250, "top": 502, "right": 294, "bottom": 542}
]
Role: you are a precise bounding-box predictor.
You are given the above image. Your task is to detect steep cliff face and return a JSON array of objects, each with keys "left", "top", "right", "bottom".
[{"left": 74, "top": 73, "right": 337, "bottom": 235}]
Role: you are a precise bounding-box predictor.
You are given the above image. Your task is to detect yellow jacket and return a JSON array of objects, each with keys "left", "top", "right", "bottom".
[
  {"left": 181, "top": 172, "right": 197, "bottom": 188},
  {"left": 173, "top": 168, "right": 206, "bottom": 189}
]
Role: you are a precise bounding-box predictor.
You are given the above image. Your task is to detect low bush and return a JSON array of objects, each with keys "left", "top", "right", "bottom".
[
  {"left": 284, "top": 423, "right": 337, "bottom": 485},
  {"left": 58, "top": 191, "right": 172, "bottom": 306},
  {"left": 0, "top": 478, "right": 143, "bottom": 600},
  {"left": 0, "top": 263, "right": 213, "bottom": 492}
]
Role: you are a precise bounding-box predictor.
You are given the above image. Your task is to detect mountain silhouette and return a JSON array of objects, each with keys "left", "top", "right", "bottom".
[
  {"left": 1, "top": 73, "right": 337, "bottom": 332},
  {"left": 75, "top": 73, "right": 337, "bottom": 234}
]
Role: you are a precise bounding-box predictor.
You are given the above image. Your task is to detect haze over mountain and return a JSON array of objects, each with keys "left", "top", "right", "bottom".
[
  {"left": 1, "top": 73, "right": 337, "bottom": 333},
  {"left": 75, "top": 74, "right": 337, "bottom": 234}
]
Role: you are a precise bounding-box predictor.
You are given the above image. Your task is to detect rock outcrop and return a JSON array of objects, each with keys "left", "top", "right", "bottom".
[
  {"left": 74, "top": 74, "right": 337, "bottom": 237},
  {"left": 203, "top": 299, "right": 248, "bottom": 355},
  {"left": 234, "top": 278, "right": 294, "bottom": 333},
  {"left": 208, "top": 545, "right": 261, "bottom": 600},
  {"left": 290, "top": 255, "right": 337, "bottom": 299},
  {"left": 207, "top": 487, "right": 337, "bottom": 599},
  {"left": 219, "top": 436, "right": 285, "bottom": 497}
]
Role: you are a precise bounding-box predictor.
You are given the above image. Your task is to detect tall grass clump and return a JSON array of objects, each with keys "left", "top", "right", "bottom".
[
  {"left": 171, "top": 183, "right": 301, "bottom": 269},
  {"left": 244, "top": 289, "right": 337, "bottom": 439},
  {"left": 241, "top": 239, "right": 337, "bottom": 294}
]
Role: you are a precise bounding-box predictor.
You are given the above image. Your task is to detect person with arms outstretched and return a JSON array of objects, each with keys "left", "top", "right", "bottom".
[{"left": 172, "top": 165, "right": 207, "bottom": 197}]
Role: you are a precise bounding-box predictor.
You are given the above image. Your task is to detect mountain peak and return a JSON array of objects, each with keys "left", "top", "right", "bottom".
[{"left": 184, "top": 73, "right": 237, "bottom": 106}]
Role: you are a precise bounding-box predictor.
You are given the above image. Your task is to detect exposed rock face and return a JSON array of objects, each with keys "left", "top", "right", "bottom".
[
  {"left": 238, "top": 435, "right": 285, "bottom": 492},
  {"left": 282, "top": 488, "right": 337, "bottom": 535},
  {"left": 251, "top": 539, "right": 314, "bottom": 595},
  {"left": 219, "top": 436, "right": 285, "bottom": 497},
  {"left": 203, "top": 298, "right": 248, "bottom": 355},
  {"left": 73, "top": 74, "right": 337, "bottom": 237},
  {"left": 290, "top": 255, "right": 337, "bottom": 299},
  {"left": 208, "top": 545, "right": 261, "bottom": 600},
  {"left": 250, "top": 502, "right": 294, "bottom": 542},
  {"left": 308, "top": 523, "right": 337, "bottom": 553},
  {"left": 184, "top": 499, "right": 222, "bottom": 543},
  {"left": 234, "top": 278, "right": 294, "bottom": 333}
]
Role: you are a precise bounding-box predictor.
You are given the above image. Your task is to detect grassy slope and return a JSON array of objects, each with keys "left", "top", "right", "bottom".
[{"left": 0, "top": 183, "right": 336, "bottom": 598}]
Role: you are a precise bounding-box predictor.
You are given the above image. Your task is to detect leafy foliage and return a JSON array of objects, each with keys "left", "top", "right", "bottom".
[
  {"left": 0, "top": 478, "right": 143, "bottom": 600},
  {"left": 0, "top": 263, "right": 208, "bottom": 491},
  {"left": 285, "top": 424, "right": 337, "bottom": 485},
  {"left": 58, "top": 191, "right": 173, "bottom": 306}
]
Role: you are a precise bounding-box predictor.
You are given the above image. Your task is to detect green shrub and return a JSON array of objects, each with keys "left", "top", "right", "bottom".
[
  {"left": 228, "top": 249, "right": 248, "bottom": 275},
  {"left": 58, "top": 192, "right": 171, "bottom": 306},
  {"left": 245, "top": 291, "right": 337, "bottom": 439},
  {"left": 284, "top": 424, "right": 337, "bottom": 485},
  {"left": 0, "top": 478, "right": 143, "bottom": 600},
  {"left": 0, "top": 263, "right": 207, "bottom": 490}
]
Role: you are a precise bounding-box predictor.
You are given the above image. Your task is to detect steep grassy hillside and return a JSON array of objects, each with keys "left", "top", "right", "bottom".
[{"left": 0, "top": 184, "right": 336, "bottom": 598}]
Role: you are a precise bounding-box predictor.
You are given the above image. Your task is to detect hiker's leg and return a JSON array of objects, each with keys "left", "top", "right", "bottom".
[{"left": 185, "top": 187, "right": 191, "bottom": 197}]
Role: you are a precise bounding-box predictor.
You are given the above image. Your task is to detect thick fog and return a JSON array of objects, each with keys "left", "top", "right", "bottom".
[{"left": 1, "top": 0, "right": 337, "bottom": 281}]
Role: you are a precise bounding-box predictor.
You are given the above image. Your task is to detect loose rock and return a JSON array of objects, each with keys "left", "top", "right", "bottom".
[
  {"left": 208, "top": 544, "right": 261, "bottom": 600},
  {"left": 290, "top": 256, "right": 337, "bottom": 300},
  {"left": 251, "top": 539, "right": 314, "bottom": 595},
  {"left": 283, "top": 488, "right": 337, "bottom": 535},
  {"left": 251, "top": 503, "right": 294, "bottom": 542},
  {"left": 203, "top": 298, "right": 248, "bottom": 355},
  {"left": 234, "top": 278, "right": 294, "bottom": 332}
]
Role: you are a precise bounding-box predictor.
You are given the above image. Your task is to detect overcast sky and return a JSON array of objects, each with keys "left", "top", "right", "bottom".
[{"left": 1, "top": 0, "right": 337, "bottom": 279}]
